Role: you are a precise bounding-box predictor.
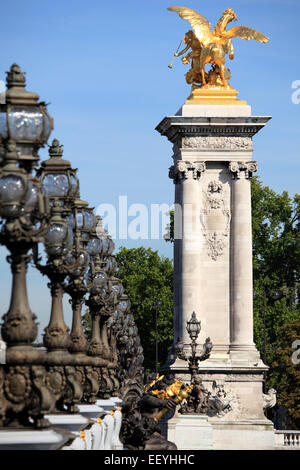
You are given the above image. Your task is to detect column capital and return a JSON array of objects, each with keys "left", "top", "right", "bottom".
[
  {"left": 169, "top": 161, "right": 206, "bottom": 184},
  {"left": 229, "top": 161, "right": 258, "bottom": 180}
]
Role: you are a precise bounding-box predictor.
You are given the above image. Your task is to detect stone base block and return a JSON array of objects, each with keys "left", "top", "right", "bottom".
[
  {"left": 210, "top": 419, "right": 275, "bottom": 450},
  {"left": 110, "top": 396, "right": 122, "bottom": 407},
  {"left": 167, "top": 414, "right": 213, "bottom": 450},
  {"left": 45, "top": 414, "right": 90, "bottom": 433},
  {"left": 0, "top": 429, "right": 68, "bottom": 450},
  {"left": 77, "top": 404, "right": 104, "bottom": 420},
  {"left": 95, "top": 399, "right": 116, "bottom": 413}
]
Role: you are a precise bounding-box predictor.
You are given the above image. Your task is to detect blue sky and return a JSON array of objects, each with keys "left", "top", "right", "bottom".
[{"left": 0, "top": 0, "right": 299, "bottom": 334}]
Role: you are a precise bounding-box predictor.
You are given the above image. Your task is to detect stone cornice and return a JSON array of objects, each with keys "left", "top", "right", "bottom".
[{"left": 155, "top": 116, "right": 272, "bottom": 142}]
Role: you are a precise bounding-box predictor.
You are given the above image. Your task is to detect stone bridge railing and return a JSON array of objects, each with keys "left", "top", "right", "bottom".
[
  {"left": 275, "top": 430, "right": 300, "bottom": 449},
  {"left": 62, "top": 407, "right": 123, "bottom": 451}
]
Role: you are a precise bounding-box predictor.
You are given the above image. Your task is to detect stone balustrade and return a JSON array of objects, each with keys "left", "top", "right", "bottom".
[
  {"left": 0, "top": 399, "right": 123, "bottom": 450},
  {"left": 62, "top": 403, "right": 123, "bottom": 451},
  {"left": 275, "top": 431, "right": 300, "bottom": 448}
]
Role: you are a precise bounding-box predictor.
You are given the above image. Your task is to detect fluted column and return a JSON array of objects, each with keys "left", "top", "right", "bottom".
[
  {"left": 170, "top": 161, "right": 206, "bottom": 345},
  {"left": 229, "top": 161, "right": 259, "bottom": 358}
]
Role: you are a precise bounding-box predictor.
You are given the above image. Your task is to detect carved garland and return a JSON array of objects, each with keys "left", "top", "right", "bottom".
[
  {"left": 182, "top": 136, "right": 253, "bottom": 151},
  {"left": 201, "top": 180, "right": 231, "bottom": 261}
]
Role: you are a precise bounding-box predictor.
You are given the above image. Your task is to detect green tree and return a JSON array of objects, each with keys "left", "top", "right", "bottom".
[
  {"left": 268, "top": 320, "right": 300, "bottom": 428},
  {"left": 115, "top": 246, "right": 174, "bottom": 372},
  {"left": 251, "top": 178, "right": 300, "bottom": 427}
]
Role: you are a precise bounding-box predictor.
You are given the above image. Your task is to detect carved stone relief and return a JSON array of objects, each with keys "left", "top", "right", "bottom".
[
  {"left": 207, "top": 380, "right": 239, "bottom": 418},
  {"left": 182, "top": 136, "right": 253, "bottom": 151},
  {"left": 200, "top": 180, "right": 231, "bottom": 260}
]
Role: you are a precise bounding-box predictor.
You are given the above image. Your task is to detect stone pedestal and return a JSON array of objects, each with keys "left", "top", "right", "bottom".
[
  {"left": 78, "top": 404, "right": 105, "bottom": 420},
  {"left": 210, "top": 419, "right": 275, "bottom": 450},
  {"left": 167, "top": 413, "right": 213, "bottom": 450},
  {"left": 0, "top": 429, "right": 68, "bottom": 450},
  {"left": 95, "top": 399, "right": 116, "bottom": 413},
  {"left": 45, "top": 414, "right": 90, "bottom": 433},
  {"left": 156, "top": 94, "right": 274, "bottom": 449}
]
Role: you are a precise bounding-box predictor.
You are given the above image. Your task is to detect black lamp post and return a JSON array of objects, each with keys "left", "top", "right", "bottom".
[
  {"left": 175, "top": 312, "right": 213, "bottom": 382},
  {"left": 186, "top": 311, "right": 202, "bottom": 379},
  {"left": 152, "top": 299, "right": 162, "bottom": 375}
]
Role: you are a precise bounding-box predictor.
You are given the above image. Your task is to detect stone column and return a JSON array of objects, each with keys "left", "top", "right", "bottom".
[
  {"left": 229, "top": 161, "right": 259, "bottom": 359},
  {"left": 170, "top": 161, "right": 205, "bottom": 345},
  {"left": 169, "top": 166, "right": 181, "bottom": 344},
  {"left": 156, "top": 111, "right": 274, "bottom": 448}
]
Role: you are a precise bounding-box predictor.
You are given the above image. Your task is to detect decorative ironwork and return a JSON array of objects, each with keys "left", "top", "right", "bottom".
[{"left": 0, "top": 64, "right": 144, "bottom": 432}]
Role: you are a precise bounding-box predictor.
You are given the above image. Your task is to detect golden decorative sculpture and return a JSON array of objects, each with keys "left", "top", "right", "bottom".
[
  {"left": 168, "top": 6, "right": 269, "bottom": 97},
  {"left": 149, "top": 379, "right": 194, "bottom": 422}
]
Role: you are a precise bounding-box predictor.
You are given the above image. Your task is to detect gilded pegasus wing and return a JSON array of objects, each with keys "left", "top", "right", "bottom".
[
  {"left": 223, "top": 26, "right": 269, "bottom": 43},
  {"left": 168, "top": 6, "right": 214, "bottom": 46}
]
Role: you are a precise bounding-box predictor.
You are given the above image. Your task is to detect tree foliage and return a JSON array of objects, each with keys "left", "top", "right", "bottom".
[
  {"left": 268, "top": 320, "right": 300, "bottom": 428},
  {"left": 251, "top": 177, "right": 300, "bottom": 427},
  {"left": 115, "top": 246, "right": 173, "bottom": 372}
]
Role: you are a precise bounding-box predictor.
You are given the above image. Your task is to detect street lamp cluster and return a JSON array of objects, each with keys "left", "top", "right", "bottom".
[{"left": 0, "top": 64, "right": 143, "bottom": 429}]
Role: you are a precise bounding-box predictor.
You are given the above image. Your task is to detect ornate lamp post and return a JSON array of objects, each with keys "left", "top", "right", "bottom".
[
  {"left": 94, "top": 220, "right": 118, "bottom": 362},
  {"left": 38, "top": 138, "right": 78, "bottom": 206},
  {"left": 64, "top": 210, "right": 103, "bottom": 404},
  {"left": 85, "top": 251, "right": 111, "bottom": 400},
  {"left": 176, "top": 312, "right": 213, "bottom": 381},
  {"left": 186, "top": 312, "right": 202, "bottom": 379},
  {"left": 0, "top": 65, "right": 54, "bottom": 428},
  {"left": 0, "top": 140, "right": 49, "bottom": 353},
  {"left": 35, "top": 140, "right": 92, "bottom": 412},
  {"left": 84, "top": 216, "right": 124, "bottom": 399},
  {"left": 110, "top": 296, "right": 144, "bottom": 400},
  {"left": 153, "top": 299, "right": 162, "bottom": 375},
  {"left": 0, "top": 141, "right": 56, "bottom": 427}
]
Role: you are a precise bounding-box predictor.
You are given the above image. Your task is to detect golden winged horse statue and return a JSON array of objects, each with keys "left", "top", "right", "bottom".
[{"left": 168, "top": 6, "right": 269, "bottom": 89}]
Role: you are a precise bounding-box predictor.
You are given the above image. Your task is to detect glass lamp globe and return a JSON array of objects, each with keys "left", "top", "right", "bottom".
[
  {"left": 105, "top": 256, "right": 117, "bottom": 274},
  {"left": 0, "top": 140, "right": 27, "bottom": 218},
  {"left": 39, "top": 139, "right": 78, "bottom": 207},
  {"left": 73, "top": 199, "right": 95, "bottom": 243},
  {"left": 45, "top": 222, "right": 67, "bottom": 256},
  {"left": 91, "top": 270, "right": 107, "bottom": 292},
  {"left": 186, "top": 311, "right": 201, "bottom": 341},
  {"left": 0, "top": 64, "right": 53, "bottom": 166},
  {"left": 117, "top": 299, "right": 128, "bottom": 315},
  {"left": 86, "top": 237, "right": 101, "bottom": 257},
  {"left": 81, "top": 210, "right": 95, "bottom": 242},
  {"left": 65, "top": 224, "right": 74, "bottom": 252},
  {"left": 107, "top": 238, "right": 115, "bottom": 255},
  {"left": 111, "top": 281, "right": 124, "bottom": 297},
  {"left": 23, "top": 180, "right": 39, "bottom": 214},
  {"left": 44, "top": 202, "right": 68, "bottom": 257},
  {"left": 95, "top": 218, "right": 112, "bottom": 255}
]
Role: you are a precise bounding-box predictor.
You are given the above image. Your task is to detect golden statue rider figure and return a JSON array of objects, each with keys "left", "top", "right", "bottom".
[{"left": 168, "top": 6, "right": 269, "bottom": 90}]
